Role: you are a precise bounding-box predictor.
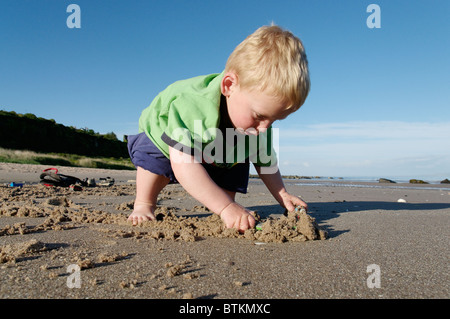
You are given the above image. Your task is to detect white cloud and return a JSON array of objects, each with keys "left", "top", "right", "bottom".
[
  {"left": 279, "top": 121, "right": 450, "bottom": 140},
  {"left": 275, "top": 121, "right": 450, "bottom": 178}
]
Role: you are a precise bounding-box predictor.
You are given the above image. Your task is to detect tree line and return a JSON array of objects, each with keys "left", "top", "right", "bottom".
[{"left": 0, "top": 110, "right": 128, "bottom": 158}]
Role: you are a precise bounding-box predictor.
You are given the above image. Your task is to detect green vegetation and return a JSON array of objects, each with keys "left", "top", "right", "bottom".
[
  {"left": 0, "top": 147, "right": 135, "bottom": 170},
  {"left": 0, "top": 109, "right": 134, "bottom": 170},
  {"left": 0, "top": 110, "right": 128, "bottom": 158}
]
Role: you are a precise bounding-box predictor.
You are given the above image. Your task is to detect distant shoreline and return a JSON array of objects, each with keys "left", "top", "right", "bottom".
[
  {"left": 283, "top": 180, "right": 450, "bottom": 191},
  {"left": 251, "top": 174, "right": 450, "bottom": 185},
  {"left": 1, "top": 162, "right": 448, "bottom": 187}
]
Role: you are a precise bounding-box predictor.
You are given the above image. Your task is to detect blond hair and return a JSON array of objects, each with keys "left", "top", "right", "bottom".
[{"left": 225, "top": 25, "right": 310, "bottom": 111}]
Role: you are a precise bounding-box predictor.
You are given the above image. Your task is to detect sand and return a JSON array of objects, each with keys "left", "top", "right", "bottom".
[{"left": 0, "top": 163, "right": 449, "bottom": 299}]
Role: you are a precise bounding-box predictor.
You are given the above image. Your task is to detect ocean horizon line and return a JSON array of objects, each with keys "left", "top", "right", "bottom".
[{"left": 251, "top": 174, "right": 450, "bottom": 185}]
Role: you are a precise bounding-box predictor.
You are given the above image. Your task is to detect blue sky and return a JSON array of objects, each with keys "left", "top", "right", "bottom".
[{"left": 1, "top": 0, "right": 449, "bottom": 180}]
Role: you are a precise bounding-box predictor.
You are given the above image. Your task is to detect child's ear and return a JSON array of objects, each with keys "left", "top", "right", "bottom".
[{"left": 221, "top": 72, "right": 238, "bottom": 97}]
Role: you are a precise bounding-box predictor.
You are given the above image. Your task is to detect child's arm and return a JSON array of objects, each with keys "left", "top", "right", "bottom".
[
  {"left": 254, "top": 164, "right": 308, "bottom": 212},
  {"left": 169, "top": 146, "right": 256, "bottom": 232}
]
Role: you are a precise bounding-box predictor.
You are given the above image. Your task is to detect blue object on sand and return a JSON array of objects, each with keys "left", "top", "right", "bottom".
[{"left": 9, "top": 182, "right": 24, "bottom": 187}]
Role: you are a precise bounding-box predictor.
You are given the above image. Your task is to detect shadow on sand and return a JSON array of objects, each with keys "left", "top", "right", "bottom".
[{"left": 247, "top": 201, "right": 450, "bottom": 239}]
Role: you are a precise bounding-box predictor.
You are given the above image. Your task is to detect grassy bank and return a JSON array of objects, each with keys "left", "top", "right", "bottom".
[{"left": 0, "top": 147, "right": 135, "bottom": 170}]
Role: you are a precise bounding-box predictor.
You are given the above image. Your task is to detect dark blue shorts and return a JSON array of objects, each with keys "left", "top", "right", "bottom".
[{"left": 127, "top": 132, "right": 249, "bottom": 193}]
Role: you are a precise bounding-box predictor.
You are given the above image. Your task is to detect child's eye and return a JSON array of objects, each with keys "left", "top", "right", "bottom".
[{"left": 255, "top": 113, "right": 265, "bottom": 120}]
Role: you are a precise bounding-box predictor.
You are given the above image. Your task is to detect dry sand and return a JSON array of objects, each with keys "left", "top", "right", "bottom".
[{"left": 0, "top": 163, "right": 449, "bottom": 299}]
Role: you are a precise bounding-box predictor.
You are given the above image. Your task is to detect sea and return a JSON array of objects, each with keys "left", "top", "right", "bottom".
[{"left": 288, "top": 176, "right": 450, "bottom": 191}]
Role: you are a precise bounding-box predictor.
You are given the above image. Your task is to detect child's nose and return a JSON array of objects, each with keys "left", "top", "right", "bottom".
[{"left": 256, "top": 120, "right": 272, "bottom": 133}]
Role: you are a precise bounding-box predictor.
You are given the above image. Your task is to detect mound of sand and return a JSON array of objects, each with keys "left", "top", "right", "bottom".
[
  {"left": 0, "top": 184, "right": 326, "bottom": 244},
  {"left": 135, "top": 206, "right": 327, "bottom": 243}
]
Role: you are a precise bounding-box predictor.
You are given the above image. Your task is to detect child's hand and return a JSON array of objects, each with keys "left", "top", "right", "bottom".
[
  {"left": 219, "top": 202, "right": 256, "bottom": 233},
  {"left": 279, "top": 191, "right": 308, "bottom": 212}
]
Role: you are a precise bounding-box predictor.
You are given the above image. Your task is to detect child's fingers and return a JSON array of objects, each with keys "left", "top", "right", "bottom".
[
  {"left": 247, "top": 213, "right": 256, "bottom": 229},
  {"left": 295, "top": 197, "right": 308, "bottom": 210},
  {"left": 287, "top": 196, "right": 307, "bottom": 210},
  {"left": 222, "top": 209, "right": 255, "bottom": 232},
  {"left": 284, "top": 201, "right": 296, "bottom": 212},
  {"left": 233, "top": 215, "right": 244, "bottom": 231},
  {"left": 233, "top": 215, "right": 248, "bottom": 233},
  {"left": 226, "top": 219, "right": 235, "bottom": 229},
  {"left": 239, "top": 214, "right": 256, "bottom": 233}
]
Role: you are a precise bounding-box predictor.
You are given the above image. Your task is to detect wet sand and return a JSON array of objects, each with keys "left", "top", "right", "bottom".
[{"left": 0, "top": 163, "right": 449, "bottom": 299}]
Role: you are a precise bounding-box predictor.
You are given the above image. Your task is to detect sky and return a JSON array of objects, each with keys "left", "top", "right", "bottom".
[{"left": 1, "top": 0, "right": 449, "bottom": 180}]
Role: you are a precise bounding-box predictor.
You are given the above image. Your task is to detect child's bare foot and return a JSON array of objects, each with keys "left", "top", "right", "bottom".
[{"left": 127, "top": 201, "right": 156, "bottom": 226}]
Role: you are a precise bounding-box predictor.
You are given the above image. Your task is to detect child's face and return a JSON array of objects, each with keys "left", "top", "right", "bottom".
[{"left": 222, "top": 74, "right": 290, "bottom": 135}]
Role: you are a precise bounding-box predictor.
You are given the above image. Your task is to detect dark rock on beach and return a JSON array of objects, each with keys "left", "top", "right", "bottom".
[
  {"left": 379, "top": 178, "right": 396, "bottom": 183},
  {"left": 409, "top": 179, "right": 429, "bottom": 184}
]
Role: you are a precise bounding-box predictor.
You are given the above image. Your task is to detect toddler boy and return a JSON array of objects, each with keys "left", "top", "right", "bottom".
[{"left": 127, "top": 25, "right": 310, "bottom": 232}]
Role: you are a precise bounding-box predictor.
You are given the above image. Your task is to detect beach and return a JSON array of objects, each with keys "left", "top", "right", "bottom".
[{"left": 0, "top": 163, "right": 449, "bottom": 299}]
